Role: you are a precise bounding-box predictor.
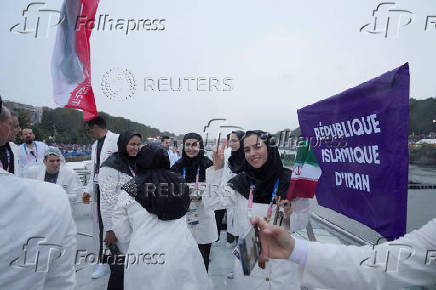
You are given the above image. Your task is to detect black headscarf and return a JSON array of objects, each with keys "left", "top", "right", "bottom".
[
  {"left": 171, "top": 133, "right": 213, "bottom": 182},
  {"left": 228, "top": 130, "right": 291, "bottom": 204},
  {"left": 121, "top": 143, "right": 190, "bottom": 220},
  {"left": 101, "top": 130, "right": 141, "bottom": 177},
  {"left": 228, "top": 130, "right": 245, "bottom": 174}
]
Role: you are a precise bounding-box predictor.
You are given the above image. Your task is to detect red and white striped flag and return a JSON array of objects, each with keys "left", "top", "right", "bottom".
[{"left": 51, "top": 0, "right": 99, "bottom": 121}]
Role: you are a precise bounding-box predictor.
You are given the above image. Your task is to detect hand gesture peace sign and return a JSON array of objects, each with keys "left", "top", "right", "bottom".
[{"left": 212, "top": 138, "right": 227, "bottom": 170}]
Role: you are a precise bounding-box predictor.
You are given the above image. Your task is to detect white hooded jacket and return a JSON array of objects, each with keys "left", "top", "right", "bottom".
[
  {"left": 0, "top": 168, "right": 77, "bottom": 290},
  {"left": 24, "top": 164, "right": 83, "bottom": 205}
]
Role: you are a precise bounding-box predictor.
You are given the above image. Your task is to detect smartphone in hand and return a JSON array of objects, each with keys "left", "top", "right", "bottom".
[{"left": 238, "top": 225, "right": 261, "bottom": 276}]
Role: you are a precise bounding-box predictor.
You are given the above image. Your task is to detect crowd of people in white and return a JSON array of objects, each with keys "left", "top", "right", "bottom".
[{"left": 0, "top": 97, "right": 435, "bottom": 290}]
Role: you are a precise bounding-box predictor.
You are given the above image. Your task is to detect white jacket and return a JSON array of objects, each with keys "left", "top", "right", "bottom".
[
  {"left": 112, "top": 190, "right": 213, "bottom": 290},
  {"left": 98, "top": 166, "right": 132, "bottom": 253},
  {"left": 17, "top": 141, "right": 48, "bottom": 173},
  {"left": 85, "top": 130, "right": 119, "bottom": 195},
  {"left": 0, "top": 168, "right": 77, "bottom": 290},
  {"left": 297, "top": 218, "right": 436, "bottom": 290},
  {"left": 205, "top": 167, "right": 311, "bottom": 235},
  {"left": 168, "top": 149, "right": 181, "bottom": 167},
  {"left": 204, "top": 167, "right": 311, "bottom": 290},
  {"left": 24, "top": 165, "right": 83, "bottom": 205},
  {"left": 186, "top": 182, "right": 218, "bottom": 244},
  {"left": 9, "top": 142, "right": 21, "bottom": 176}
]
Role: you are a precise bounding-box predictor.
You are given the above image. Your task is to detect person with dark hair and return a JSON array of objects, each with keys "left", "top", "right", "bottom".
[
  {"left": 0, "top": 97, "right": 77, "bottom": 289},
  {"left": 161, "top": 135, "right": 180, "bottom": 167},
  {"left": 5, "top": 110, "right": 21, "bottom": 175},
  {"left": 24, "top": 146, "right": 82, "bottom": 206},
  {"left": 83, "top": 116, "right": 119, "bottom": 279},
  {"left": 112, "top": 144, "right": 213, "bottom": 290},
  {"left": 99, "top": 131, "right": 142, "bottom": 290},
  {"left": 171, "top": 133, "right": 217, "bottom": 271},
  {"left": 211, "top": 130, "right": 246, "bottom": 279},
  {"left": 205, "top": 130, "right": 311, "bottom": 289},
  {"left": 0, "top": 103, "right": 13, "bottom": 174},
  {"left": 17, "top": 128, "right": 48, "bottom": 173},
  {"left": 86, "top": 116, "right": 107, "bottom": 129}
]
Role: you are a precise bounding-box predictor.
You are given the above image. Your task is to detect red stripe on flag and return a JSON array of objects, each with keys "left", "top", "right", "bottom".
[
  {"left": 286, "top": 179, "right": 317, "bottom": 200},
  {"left": 68, "top": 0, "right": 99, "bottom": 120}
]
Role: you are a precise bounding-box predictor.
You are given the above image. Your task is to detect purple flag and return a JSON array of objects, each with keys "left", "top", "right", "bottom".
[{"left": 298, "top": 63, "right": 409, "bottom": 240}]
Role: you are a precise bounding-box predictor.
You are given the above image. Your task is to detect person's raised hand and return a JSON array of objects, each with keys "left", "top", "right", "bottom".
[
  {"left": 251, "top": 216, "right": 295, "bottom": 263},
  {"left": 212, "top": 138, "right": 227, "bottom": 170}
]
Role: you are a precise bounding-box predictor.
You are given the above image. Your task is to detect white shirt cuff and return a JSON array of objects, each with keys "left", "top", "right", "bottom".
[{"left": 288, "top": 238, "right": 309, "bottom": 265}]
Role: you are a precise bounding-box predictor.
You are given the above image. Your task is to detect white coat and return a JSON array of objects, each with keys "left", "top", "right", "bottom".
[
  {"left": 0, "top": 168, "right": 77, "bottom": 290},
  {"left": 168, "top": 149, "right": 181, "bottom": 168},
  {"left": 205, "top": 167, "right": 311, "bottom": 290},
  {"left": 85, "top": 130, "right": 119, "bottom": 254},
  {"left": 219, "top": 151, "right": 238, "bottom": 236},
  {"left": 186, "top": 182, "right": 218, "bottom": 244},
  {"left": 85, "top": 130, "right": 119, "bottom": 195},
  {"left": 17, "top": 141, "right": 48, "bottom": 173},
  {"left": 9, "top": 142, "right": 21, "bottom": 176},
  {"left": 112, "top": 190, "right": 213, "bottom": 290},
  {"left": 23, "top": 164, "right": 83, "bottom": 206},
  {"left": 297, "top": 218, "right": 436, "bottom": 290},
  {"left": 98, "top": 166, "right": 132, "bottom": 253}
]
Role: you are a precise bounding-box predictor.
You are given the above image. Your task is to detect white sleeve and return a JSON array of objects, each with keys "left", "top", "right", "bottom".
[
  {"left": 289, "top": 197, "right": 312, "bottom": 232},
  {"left": 112, "top": 190, "right": 134, "bottom": 243},
  {"left": 289, "top": 238, "right": 309, "bottom": 265},
  {"left": 22, "top": 165, "right": 38, "bottom": 179},
  {"left": 44, "top": 195, "right": 77, "bottom": 290},
  {"left": 66, "top": 169, "right": 82, "bottom": 203},
  {"left": 98, "top": 167, "right": 118, "bottom": 231},
  {"left": 298, "top": 219, "right": 436, "bottom": 290},
  {"left": 203, "top": 167, "right": 237, "bottom": 210},
  {"left": 86, "top": 146, "right": 95, "bottom": 195}
]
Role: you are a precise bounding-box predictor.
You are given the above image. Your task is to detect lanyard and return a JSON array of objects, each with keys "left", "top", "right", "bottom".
[
  {"left": 128, "top": 164, "right": 136, "bottom": 177},
  {"left": 24, "top": 142, "right": 38, "bottom": 162},
  {"left": 194, "top": 167, "right": 200, "bottom": 190},
  {"left": 267, "top": 179, "right": 280, "bottom": 220},
  {"left": 0, "top": 147, "right": 11, "bottom": 172},
  {"left": 248, "top": 178, "right": 280, "bottom": 219},
  {"left": 182, "top": 167, "right": 201, "bottom": 189}
]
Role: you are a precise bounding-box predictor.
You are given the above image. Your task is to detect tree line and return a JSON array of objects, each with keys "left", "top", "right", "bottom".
[{"left": 16, "top": 107, "right": 174, "bottom": 144}]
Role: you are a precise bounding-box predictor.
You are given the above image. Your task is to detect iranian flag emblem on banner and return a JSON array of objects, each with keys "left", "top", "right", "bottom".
[{"left": 286, "top": 140, "right": 321, "bottom": 200}]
